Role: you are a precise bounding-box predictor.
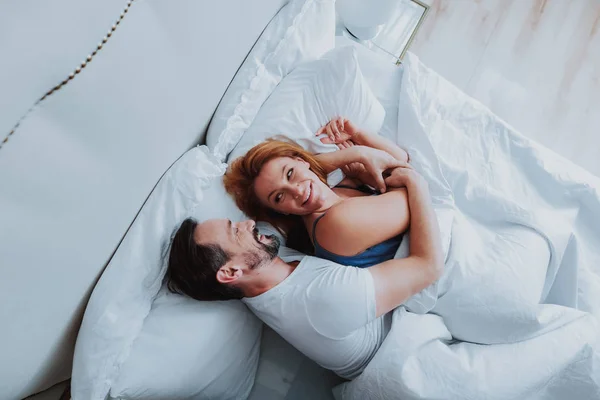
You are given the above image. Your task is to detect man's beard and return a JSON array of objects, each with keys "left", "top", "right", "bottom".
[{"left": 245, "top": 229, "right": 281, "bottom": 269}]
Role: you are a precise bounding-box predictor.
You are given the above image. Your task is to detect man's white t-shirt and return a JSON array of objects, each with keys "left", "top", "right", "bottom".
[{"left": 242, "top": 248, "right": 391, "bottom": 379}]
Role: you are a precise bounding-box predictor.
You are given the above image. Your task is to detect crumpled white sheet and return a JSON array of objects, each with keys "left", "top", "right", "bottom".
[{"left": 334, "top": 52, "right": 600, "bottom": 400}]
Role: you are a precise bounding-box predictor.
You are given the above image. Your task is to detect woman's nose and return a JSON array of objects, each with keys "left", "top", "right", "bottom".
[{"left": 291, "top": 185, "right": 303, "bottom": 199}]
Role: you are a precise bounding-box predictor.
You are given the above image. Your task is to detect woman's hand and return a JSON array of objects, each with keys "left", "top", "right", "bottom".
[
  {"left": 316, "top": 117, "right": 363, "bottom": 147},
  {"left": 353, "top": 146, "right": 409, "bottom": 193},
  {"left": 333, "top": 141, "right": 367, "bottom": 181},
  {"left": 317, "top": 116, "right": 410, "bottom": 164}
]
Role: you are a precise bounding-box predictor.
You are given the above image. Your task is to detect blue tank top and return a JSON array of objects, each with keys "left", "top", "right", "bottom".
[{"left": 312, "top": 185, "right": 403, "bottom": 268}]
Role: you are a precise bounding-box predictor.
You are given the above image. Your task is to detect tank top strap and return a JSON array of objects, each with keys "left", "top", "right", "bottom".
[{"left": 311, "top": 213, "right": 328, "bottom": 249}]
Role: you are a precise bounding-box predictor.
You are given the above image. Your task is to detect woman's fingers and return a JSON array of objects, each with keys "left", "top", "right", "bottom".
[
  {"left": 363, "top": 162, "right": 387, "bottom": 193},
  {"left": 317, "top": 117, "right": 351, "bottom": 144},
  {"left": 388, "top": 159, "right": 413, "bottom": 170},
  {"left": 325, "top": 123, "right": 335, "bottom": 141},
  {"left": 367, "top": 157, "right": 413, "bottom": 193},
  {"left": 320, "top": 135, "right": 335, "bottom": 144},
  {"left": 318, "top": 117, "right": 362, "bottom": 145},
  {"left": 316, "top": 120, "right": 334, "bottom": 137},
  {"left": 331, "top": 118, "right": 341, "bottom": 135},
  {"left": 337, "top": 117, "right": 345, "bottom": 132}
]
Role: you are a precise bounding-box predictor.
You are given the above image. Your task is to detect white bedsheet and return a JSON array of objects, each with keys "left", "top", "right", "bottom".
[{"left": 334, "top": 53, "right": 600, "bottom": 400}]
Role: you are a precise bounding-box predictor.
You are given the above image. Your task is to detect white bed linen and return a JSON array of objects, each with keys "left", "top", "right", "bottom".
[{"left": 334, "top": 52, "right": 600, "bottom": 399}]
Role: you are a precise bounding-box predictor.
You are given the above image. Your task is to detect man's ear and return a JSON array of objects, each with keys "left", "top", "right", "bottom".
[{"left": 216, "top": 262, "right": 243, "bottom": 284}]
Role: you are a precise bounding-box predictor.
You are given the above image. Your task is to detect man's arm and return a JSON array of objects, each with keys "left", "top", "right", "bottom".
[{"left": 368, "top": 168, "right": 444, "bottom": 317}]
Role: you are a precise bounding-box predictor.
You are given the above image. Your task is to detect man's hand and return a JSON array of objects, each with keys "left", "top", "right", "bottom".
[{"left": 384, "top": 166, "right": 427, "bottom": 193}]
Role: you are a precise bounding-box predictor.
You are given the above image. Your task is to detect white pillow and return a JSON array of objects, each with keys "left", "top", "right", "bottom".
[
  {"left": 207, "top": 0, "right": 336, "bottom": 161},
  {"left": 72, "top": 146, "right": 261, "bottom": 400},
  {"left": 110, "top": 289, "right": 260, "bottom": 400},
  {"left": 227, "top": 45, "right": 386, "bottom": 163}
]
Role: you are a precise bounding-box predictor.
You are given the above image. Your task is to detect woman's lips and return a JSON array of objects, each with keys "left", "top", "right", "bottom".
[{"left": 302, "top": 182, "right": 313, "bottom": 206}]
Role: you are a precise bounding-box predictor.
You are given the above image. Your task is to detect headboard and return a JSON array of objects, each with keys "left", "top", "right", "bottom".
[{"left": 0, "top": 0, "right": 287, "bottom": 398}]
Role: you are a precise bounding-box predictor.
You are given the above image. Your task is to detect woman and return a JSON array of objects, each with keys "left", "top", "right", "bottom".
[{"left": 224, "top": 117, "right": 413, "bottom": 267}]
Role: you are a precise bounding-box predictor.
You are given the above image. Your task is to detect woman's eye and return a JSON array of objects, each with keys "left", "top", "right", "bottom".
[
  {"left": 287, "top": 168, "right": 293, "bottom": 179},
  {"left": 275, "top": 193, "right": 283, "bottom": 203}
]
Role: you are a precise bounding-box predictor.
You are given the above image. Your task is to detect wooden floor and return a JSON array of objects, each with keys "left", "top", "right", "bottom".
[{"left": 411, "top": 0, "right": 600, "bottom": 176}]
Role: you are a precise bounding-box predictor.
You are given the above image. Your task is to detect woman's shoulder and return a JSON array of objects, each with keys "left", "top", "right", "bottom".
[
  {"left": 311, "top": 197, "right": 373, "bottom": 255},
  {"left": 313, "top": 188, "right": 408, "bottom": 256},
  {"left": 319, "top": 195, "right": 373, "bottom": 228}
]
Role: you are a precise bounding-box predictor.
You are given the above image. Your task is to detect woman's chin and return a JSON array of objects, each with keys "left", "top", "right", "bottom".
[
  {"left": 293, "top": 206, "right": 316, "bottom": 216},
  {"left": 303, "top": 201, "right": 322, "bottom": 215}
]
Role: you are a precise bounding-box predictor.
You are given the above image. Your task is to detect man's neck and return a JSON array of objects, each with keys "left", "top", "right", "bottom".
[{"left": 243, "top": 257, "right": 299, "bottom": 298}]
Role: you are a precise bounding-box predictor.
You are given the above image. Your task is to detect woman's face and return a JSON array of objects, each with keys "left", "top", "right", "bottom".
[{"left": 253, "top": 156, "right": 332, "bottom": 216}]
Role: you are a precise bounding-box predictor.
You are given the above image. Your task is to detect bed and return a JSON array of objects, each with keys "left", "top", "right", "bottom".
[
  {"left": 2, "top": 1, "right": 599, "bottom": 399},
  {"left": 0, "top": 0, "right": 288, "bottom": 398}
]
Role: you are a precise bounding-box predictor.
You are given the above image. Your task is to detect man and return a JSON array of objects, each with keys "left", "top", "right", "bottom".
[{"left": 165, "top": 167, "right": 443, "bottom": 379}]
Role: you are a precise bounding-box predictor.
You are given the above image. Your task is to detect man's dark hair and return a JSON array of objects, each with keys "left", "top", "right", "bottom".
[{"left": 165, "top": 218, "right": 244, "bottom": 301}]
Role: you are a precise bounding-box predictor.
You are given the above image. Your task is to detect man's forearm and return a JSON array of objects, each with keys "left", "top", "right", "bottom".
[{"left": 405, "top": 181, "right": 444, "bottom": 274}]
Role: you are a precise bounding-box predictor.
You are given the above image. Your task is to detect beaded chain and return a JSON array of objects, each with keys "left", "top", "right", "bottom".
[{"left": 0, "top": 0, "right": 137, "bottom": 151}]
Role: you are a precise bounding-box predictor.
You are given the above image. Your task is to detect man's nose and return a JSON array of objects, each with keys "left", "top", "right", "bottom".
[{"left": 243, "top": 219, "right": 256, "bottom": 231}]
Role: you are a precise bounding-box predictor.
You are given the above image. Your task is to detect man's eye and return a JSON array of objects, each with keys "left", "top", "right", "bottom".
[
  {"left": 275, "top": 193, "right": 283, "bottom": 203},
  {"left": 287, "top": 168, "right": 293, "bottom": 179}
]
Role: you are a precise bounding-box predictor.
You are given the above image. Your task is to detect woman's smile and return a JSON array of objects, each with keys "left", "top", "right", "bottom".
[{"left": 302, "top": 181, "right": 313, "bottom": 206}]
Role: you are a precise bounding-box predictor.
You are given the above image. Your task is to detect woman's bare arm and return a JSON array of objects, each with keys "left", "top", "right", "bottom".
[
  {"left": 315, "top": 146, "right": 407, "bottom": 192},
  {"left": 314, "top": 146, "right": 364, "bottom": 174},
  {"left": 352, "top": 129, "right": 409, "bottom": 163},
  {"left": 313, "top": 186, "right": 410, "bottom": 256},
  {"left": 318, "top": 117, "right": 409, "bottom": 163}
]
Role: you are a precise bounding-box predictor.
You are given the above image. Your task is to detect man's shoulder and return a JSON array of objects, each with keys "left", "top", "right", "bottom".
[
  {"left": 295, "top": 255, "right": 350, "bottom": 275},
  {"left": 300, "top": 258, "right": 371, "bottom": 299}
]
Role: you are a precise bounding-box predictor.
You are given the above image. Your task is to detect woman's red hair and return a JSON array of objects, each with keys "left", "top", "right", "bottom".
[{"left": 224, "top": 139, "right": 329, "bottom": 253}]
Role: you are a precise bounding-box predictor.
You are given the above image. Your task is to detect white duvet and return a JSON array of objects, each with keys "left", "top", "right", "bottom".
[{"left": 334, "top": 53, "right": 600, "bottom": 400}]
